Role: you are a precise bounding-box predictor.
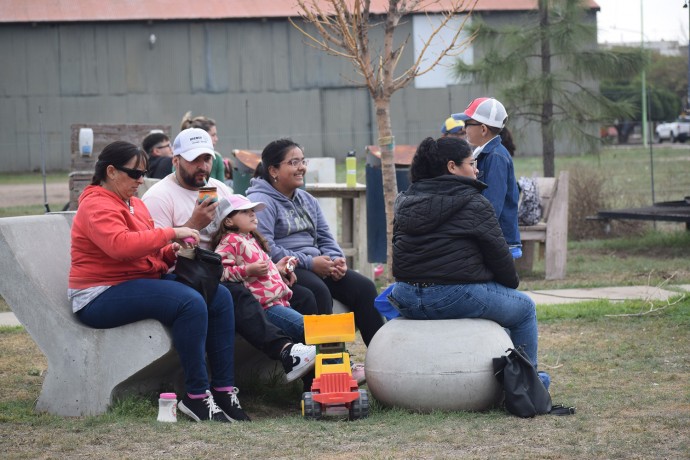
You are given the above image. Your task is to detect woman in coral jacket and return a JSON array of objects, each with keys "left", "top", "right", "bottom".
[{"left": 68, "top": 141, "right": 250, "bottom": 423}]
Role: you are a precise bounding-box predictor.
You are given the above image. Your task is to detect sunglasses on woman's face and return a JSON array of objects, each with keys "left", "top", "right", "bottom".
[{"left": 115, "top": 165, "right": 148, "bottom": 180}]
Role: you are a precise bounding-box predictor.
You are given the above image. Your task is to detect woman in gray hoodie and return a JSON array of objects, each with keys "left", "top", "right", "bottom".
[{"left": 246, "top": 139, "right": 384, "bottom": 360}]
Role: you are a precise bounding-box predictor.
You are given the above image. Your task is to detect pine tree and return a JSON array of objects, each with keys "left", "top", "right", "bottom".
[{"left": 453, "top": 0, "right": 645, "bottom": 176}]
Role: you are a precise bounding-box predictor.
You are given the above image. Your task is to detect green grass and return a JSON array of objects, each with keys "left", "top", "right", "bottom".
[
  {"left": 512, "top": 145, "right": 690, "bottom": 205},
  {"left": 0, "top": 172, "right": 68, "bottom": 185},
  {"left": 1, "top": 146, "right": 689, "bottom": 457},
  {"left": 0, "top": 204, "right": 66, "bottom": 218},
  {"left": 1, "top": 297, "right": 689, "bottom": 458}
]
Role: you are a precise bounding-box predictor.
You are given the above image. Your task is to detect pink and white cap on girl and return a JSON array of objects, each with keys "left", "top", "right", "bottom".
[
  {"left": 454, "top": 97, "right": 508, "bottom": 129},
  {"left": 218, "top": 194, "right": 266, "bottom": 218}
]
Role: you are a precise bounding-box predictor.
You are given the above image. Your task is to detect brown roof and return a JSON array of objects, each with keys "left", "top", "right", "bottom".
[{"left": 0, "top": 0, "right": 600, "bottom": 23}]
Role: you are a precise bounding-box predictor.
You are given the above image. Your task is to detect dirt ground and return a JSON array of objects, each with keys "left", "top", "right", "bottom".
[{"left": 0, "top": 182, "right": 70, "bottom": 208}]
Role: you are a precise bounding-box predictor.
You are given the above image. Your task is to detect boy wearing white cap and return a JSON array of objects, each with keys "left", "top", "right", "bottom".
[{"left": 455, "top": 97, "right": 522, "bottom": 258}]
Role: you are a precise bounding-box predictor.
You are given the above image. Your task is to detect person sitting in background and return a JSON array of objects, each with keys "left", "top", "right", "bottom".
[
  {"left": 141, "top": 131, "right": 174, "bottom": 179},
  {"left": 69, "top": 140, "right": 250, "bottom": 422},
  {"left": 389, "top": 136, "right": 549, "bottom": 388},
  {"left": 500, "top": 127, "right": 516, "bottom": 157},
  {"left": 180, "top": 112, "right": 228, "bottom": 185},
  {"left": 223, "top": 157, "right": 234, "bottom": 189}
]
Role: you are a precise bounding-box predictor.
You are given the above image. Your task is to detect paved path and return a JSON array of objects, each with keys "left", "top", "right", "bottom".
[
  {"left": 2, "top": 285, "right": 688, "bottom": 327},
  {"left": 0, "top": 182, "right": 70, "bottom": 208}
]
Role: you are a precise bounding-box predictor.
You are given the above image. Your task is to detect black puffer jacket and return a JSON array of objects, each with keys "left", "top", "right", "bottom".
[{"left": 392, "top": 175, "right": 519, "bottom": 288}]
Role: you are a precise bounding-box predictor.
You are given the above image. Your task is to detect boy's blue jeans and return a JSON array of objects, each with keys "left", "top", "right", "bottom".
[
  {"left": 390, "top": 281, "right": 539, "bottom": 366},
  {"left": 76, "top": 275, "right": 235, "bottom": 395}
]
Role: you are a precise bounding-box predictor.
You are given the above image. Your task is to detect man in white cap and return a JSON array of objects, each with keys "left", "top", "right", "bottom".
[
  {"left": 143, "top": 128, "right": 317, "bottom": 387},
  {"left": 455, "top": 97, "right": 522, "bottom": 258}
]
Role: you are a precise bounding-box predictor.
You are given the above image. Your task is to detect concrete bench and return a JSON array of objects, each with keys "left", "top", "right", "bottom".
[
  {"left": 0, "top": 213, "right": 277, "bottom": 416},
  {"left": 365, "top": 318, "right": 513, "bottom": 412},
  {"left": 516, "top": 171, "right": 570, "bottom": 280}
]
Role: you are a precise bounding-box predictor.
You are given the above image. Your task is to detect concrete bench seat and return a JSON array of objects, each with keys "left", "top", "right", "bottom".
[{"left": 0, "top": 213, "right": 277, "bottom": 417}]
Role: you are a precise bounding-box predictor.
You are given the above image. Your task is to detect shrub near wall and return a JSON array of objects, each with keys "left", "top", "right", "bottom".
[{"left": 568, "top": 164, "right": 647, "bottom": 240}]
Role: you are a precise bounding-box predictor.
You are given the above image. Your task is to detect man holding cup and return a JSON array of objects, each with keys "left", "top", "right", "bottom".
[{"left": 143, "top": 128, "right": 317, "bottom": 384}]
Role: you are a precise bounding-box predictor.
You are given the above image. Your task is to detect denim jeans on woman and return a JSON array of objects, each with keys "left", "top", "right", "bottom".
[
  {"left": 390, "top": 281, "right": 539, "bottom": 366},
  {"left": 76, "top": 274, "right": 235, "bottom": 395}
]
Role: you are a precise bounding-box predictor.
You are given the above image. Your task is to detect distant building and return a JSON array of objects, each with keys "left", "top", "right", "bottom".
[
  {"left": 600, "top": 40, "right": 687, "bottom": 57},
  {"left": 0, "top": 0, "right": 600, "bottom": 172}
]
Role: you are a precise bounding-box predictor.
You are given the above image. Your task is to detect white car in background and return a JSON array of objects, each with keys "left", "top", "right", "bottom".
[{"left": 655, "top": 117, "right": 690, "bottom": 143}]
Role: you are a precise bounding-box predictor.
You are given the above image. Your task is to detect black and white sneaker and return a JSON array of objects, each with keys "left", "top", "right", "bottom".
[
  {"left": 281, "top": 343, "right": 316, "bottom": 383},
  {"left": 211, "top": 387, "right": 251, "bottom": 422},
  {"left": 178, "top": 390, "right": 231, "bottom": 422}
]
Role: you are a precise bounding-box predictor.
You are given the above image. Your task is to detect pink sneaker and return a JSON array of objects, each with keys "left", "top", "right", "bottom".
[{"left": 351, "top": 362, "right": 366, "bottom": 385}]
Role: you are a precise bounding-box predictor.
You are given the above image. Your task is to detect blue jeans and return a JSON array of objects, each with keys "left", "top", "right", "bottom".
[
  {"left": 390, "top": 281, "right": 539, "bottom": 366},
  {"left": 294, "top": 268, "right": 384, "bottom": 346},
  {"left": 76, "top": 275, "right": 235, "bottom": 395},
  {"left": 264, "top": 305, "right": 305, "bottom": 343}
]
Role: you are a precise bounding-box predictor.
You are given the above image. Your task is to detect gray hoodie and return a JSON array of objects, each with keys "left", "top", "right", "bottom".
[{"left": 246, "top": 178, "right": 343, "bottom": 271}]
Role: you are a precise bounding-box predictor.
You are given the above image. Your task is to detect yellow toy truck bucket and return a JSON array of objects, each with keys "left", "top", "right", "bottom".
[{"left": 304, "top": 312, "right": 356, "bottom": 345}]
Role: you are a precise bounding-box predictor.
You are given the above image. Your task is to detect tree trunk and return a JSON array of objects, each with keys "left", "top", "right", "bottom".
[
  {"left": 539, "top": 0, "right": 555, "bottom": 178},
  {"left": 374, "top": 97, "right": 397, "bottom": 284}
]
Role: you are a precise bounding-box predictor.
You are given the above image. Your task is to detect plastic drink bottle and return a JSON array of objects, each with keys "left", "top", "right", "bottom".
[
  {"left": 157, "top": 392, "right": 177, "bottom": 422},
  {"left": 346, "top": 150, "right": 357, "bottom": 187}
]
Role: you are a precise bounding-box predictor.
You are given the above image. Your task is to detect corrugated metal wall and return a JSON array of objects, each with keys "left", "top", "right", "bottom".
[{"left": 0, "top": 12, "right": 597, "bottom": 173}]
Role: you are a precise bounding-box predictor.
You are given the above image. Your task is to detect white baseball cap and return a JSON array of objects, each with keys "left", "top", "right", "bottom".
[
  {"left": 218, "top": 195, "right": 266, "bottom": 218},
  {"left": 455, "top": 97, "right": 508, "bottom": 129},
  {"left": 172, "top": 128, "right": 214, "bottom": 162}
]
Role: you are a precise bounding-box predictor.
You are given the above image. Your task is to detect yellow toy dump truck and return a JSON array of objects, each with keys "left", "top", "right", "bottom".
[{"left": 301, "top": 312, "right": 369, "bottom": 420}]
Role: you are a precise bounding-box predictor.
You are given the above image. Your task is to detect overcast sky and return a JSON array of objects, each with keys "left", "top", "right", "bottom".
[{"left": 596, "top": 0, "right": 689, "bottom": 44}]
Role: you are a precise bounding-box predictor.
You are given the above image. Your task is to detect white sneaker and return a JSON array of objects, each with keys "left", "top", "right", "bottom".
[{"left": 281, "top": 343, "right": 316, "bottom": 383}]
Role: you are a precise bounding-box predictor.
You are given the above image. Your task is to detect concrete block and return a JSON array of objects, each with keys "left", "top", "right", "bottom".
[
  {"left": 365, "top": 318, "right": 513, "bottom": 412},
  {"left": 0, "top": 214, "right": 180, "bottom": 416},
  {"left": 0, "top": 214, "right": 279, "bottom": 416}
]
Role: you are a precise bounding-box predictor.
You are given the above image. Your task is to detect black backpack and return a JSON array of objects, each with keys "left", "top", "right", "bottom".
[{"left": 493, "top": 346, "right": 575, "bottom": 418}]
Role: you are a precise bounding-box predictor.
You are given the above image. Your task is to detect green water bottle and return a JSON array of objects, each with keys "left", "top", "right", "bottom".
[{"left": 346, "top": 150, "right": 357, "bottom": 187}]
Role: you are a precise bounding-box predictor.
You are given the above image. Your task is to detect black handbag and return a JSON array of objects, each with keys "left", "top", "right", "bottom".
[
  {"left": 493, "top": 346, "right": 575, "bottom": 418},
  {"left": 173, "top": 247, "right": 223, "bottom": 305}
]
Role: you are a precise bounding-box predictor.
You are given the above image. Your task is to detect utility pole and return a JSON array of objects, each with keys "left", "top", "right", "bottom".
[
  {"left": 686, "top": 1, "right": 690, "bottom": 112},
  {"left": 640, "top": 0, "right": 648, "bottom": 147}
]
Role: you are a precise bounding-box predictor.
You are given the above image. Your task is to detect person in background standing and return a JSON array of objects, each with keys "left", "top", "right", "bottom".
[
  {"left": 456, "top": 97, "right": 522, "bottom": 259},
  {"left": 440, "top": 115, "right": 467, "bottom": 140},
  {"left": 500, "top": 127, "right": 516, "bottom": 157}
]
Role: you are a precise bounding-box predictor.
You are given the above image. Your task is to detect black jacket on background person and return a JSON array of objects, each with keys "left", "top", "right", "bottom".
[
  {"left": 147, "top": 156, "right": 173, "bottom": 180},
  {"left": 392, "top": 174, "right": 519, "bottom": 288}
]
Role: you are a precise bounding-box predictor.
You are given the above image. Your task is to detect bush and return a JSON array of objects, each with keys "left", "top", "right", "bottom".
[{"left": 568, "top": 163, "right": 647, "bottom": 240}]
